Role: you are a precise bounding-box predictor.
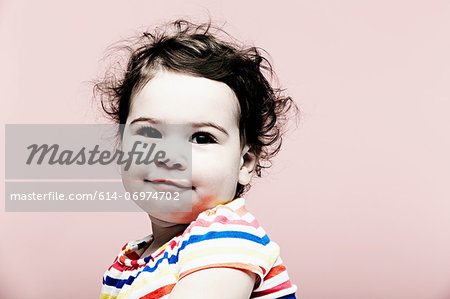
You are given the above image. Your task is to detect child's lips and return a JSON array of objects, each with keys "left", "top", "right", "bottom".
[{"left": 145, "top": 179, "right": 193, "bottom": 189}]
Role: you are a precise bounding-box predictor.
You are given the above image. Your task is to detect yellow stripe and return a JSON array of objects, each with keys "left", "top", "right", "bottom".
[
  {"left": 180, "top": 245, "right": 279, "bottom": 266},
  {"left": 117, "top": 265, "right": 178, "bottom": 298},
  {"left": 100, "top": 294, "right": 117, "bottom": 299}
]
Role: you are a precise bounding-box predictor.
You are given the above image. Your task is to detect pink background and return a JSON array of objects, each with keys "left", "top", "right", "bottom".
[{"left": 1, "top": 0, "right": 450, "bottom": 298}]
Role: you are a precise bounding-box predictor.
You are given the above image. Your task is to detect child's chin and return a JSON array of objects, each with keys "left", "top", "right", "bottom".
[{"left": 148, "top": 211, "right": 200, "bottom": 225}]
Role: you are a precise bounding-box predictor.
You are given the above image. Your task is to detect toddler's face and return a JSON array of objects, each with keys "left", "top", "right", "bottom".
[{"left": 121, "top": 70, "right": 255, "bottom": 224}]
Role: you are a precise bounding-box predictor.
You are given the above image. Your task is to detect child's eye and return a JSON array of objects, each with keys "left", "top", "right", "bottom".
[
  {"left": 136, "top": 126, "right": 162, "bottom": 138},
  {"left": 190, "top": 132, "right": 217, "bottom": 144}
]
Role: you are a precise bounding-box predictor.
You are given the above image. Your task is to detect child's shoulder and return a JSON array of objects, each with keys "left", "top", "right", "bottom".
[
  {"left": 180, "top": 197, "right": 273, "bottom": 245},
  {"left": 176, "top": 197, "right": 283, "bottom": 290}
]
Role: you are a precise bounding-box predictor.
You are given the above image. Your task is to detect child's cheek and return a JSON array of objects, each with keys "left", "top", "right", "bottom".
[
  {"left": 191, "top": 147, "right": 217, "bottom": 169},
  {"left": 191, "top": 146, "right": 229, "bottom": 169},
  {"left": 121, "top": 163, "right": 149, "bottom": 182}
]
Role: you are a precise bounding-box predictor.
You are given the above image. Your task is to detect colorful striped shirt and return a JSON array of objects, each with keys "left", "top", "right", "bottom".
[{"left": 100, "top": 197, "right": 297, "bottom": 298}]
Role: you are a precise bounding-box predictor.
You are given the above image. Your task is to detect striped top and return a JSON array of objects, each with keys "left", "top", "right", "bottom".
[{"left": 100, "top": 198, "right": 297, "bottom": 299}]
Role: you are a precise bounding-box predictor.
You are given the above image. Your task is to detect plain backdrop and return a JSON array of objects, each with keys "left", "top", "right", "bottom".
[{"left": 1, "top": 0, "right": 450, "bottom": 298}]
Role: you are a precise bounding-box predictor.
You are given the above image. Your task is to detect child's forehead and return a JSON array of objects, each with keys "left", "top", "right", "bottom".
[{"left": 129, "top": 71, "right": 241, "bottom": 125}]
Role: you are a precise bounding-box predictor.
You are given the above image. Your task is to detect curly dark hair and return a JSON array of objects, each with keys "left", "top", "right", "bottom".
[{"left": 93, "top": 19, "right": 299, "bottom": 198}]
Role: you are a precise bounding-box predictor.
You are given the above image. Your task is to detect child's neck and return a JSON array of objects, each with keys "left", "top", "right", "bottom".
[{"left": 148, "top": 215, "right": 189, "bottom": 250}]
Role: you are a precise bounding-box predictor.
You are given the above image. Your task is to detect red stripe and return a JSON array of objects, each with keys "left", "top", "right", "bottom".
[
  {"left": 179, "top": 263, "right": 263, "bottom": 280},
  {"left": 126, "top": 252, "right": 140, "bottom": 260},
  {"left": 183, "top": 215, "right": 259, "bottom": 236},
  {"left": 152, "top": 248, "right": 165, "bottom": 260},
  {"left": 111, "top": 261, "right": 126, "bottom": 271},
  {"left": 264, "top": 264, "right": 286, "bottom": 280},
  {"left": 169, "top": 239, "right": 177, "bottom": 249},
  {"left": 130, "top": 259, "right": 139, "bottom": 267},
  {"left": 252, "top": 280, "right": 292, "bottom": 297},
  {"left": 139, "top": 283, "right": 175, "bottom": 298},
  {"left": 233, "top": 205, "right": 248, "bottom": 217},
  {"left": 112, "top": 261, "right": 146, "bottom": 271}
]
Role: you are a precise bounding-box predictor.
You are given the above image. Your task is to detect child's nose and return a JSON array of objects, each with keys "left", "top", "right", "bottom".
[
  {"left": 154, "top": 140, "right": 189, "bottom": 171},
  {"left": 155, "top": 159, "right": 186, "bottom": 170}
]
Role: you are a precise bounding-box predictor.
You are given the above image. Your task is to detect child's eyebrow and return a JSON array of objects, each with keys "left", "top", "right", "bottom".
[{"left": 130, "top": 117, "right": 229, "bottom": 136}]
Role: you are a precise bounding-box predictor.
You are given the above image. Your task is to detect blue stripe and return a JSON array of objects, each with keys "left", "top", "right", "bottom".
[
  {"left": 179, "top": 230, "right": 270, "bottom": 250},
  {"left": 104, "top": 276, "right": 126, "bottom": 288},
  {"left": 103, "top": 252, "right": 171, "bottom": 287},
  {"left": 103, "top": 230, "right": 270, "bottom": 288},
  {"left": 140, "top": 231, "right": 268, "bottom": 274},
  {"left": 278, "top": 294, "right": 296, "bottom": 299},
  {"left": 142, "top": 252, "right": 177, "bottom": 273}
]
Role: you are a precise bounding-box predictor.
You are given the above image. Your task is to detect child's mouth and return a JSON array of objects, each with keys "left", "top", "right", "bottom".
[{"left": 145, "top": 179, "right": 194, "bottom": 189}]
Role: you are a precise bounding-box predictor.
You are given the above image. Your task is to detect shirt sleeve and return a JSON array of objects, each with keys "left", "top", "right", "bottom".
[{"left": 176, "top": 204, "right": 280, "bottom": 289}]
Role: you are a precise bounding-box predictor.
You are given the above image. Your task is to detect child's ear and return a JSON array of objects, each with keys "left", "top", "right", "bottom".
[{"left": 238, "top": 145, "right": 258, "bottom": 185}]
